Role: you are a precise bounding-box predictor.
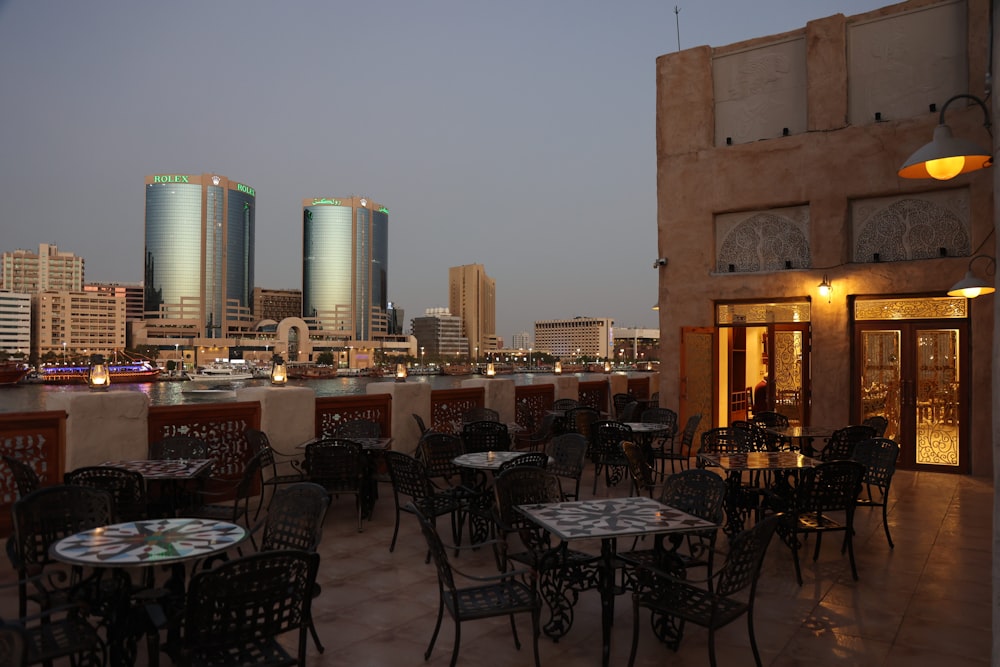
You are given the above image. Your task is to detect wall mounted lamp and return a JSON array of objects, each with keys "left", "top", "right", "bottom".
[
  {"left": 817, "top": 274, "right": 832, "bottom": 303},
  {"left": 898, "top": 94, "right": 993, "bottom": 180},
  {"left": 947, "top": 254, "right": 996, "bottom": 298},
  {"left": 87, "top": 354, "right": 110, "bottom": 390},
  {"left": 270, "top": 354, "right": 288, "bottom": 385}
]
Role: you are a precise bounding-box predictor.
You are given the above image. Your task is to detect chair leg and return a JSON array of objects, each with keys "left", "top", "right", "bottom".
[
  {"left": 790, "top": 540, "right": 803, "bottom": 586},
  {"left": 883, "top": 503, "right": 894, "bottom": 548},
  {"left": 308, "top": 619, "right": 325, "bottom": 653},
  {"left": 425, "top": 600, "right": 444, "bottom": 660},
  {"left": 507, "top": 613, "right": 521, "bottom": 650},
  {"left": 627, "top": 597, "right": 641, "bottom": 667},
  {"left": 530, "top": 606, "right": 541, "bottom": 667},
  {"left": 449, "top": 619, "right": 461, "bottom": 667},
  {"left": 845, "top": 521, "right": 859, "bottom": 580},
  {"left": 389, "top": 505, "right": 401, "bottom": 552},
  {"left": 747, "top": 609, "right": 763, "bottom": 666},
  {"left": 708, "top": 625, "right": 718, "bottom": 667}
]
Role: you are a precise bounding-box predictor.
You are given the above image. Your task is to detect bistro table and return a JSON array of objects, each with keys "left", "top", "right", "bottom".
[
  {"left": 452, "top": 450, "right": 529, "bottom": 471},
  {"left": 297, "top": 437, "right": 393, "bottom": 519},
  {"left": 51, "top": 517, "right": 248, "bottom": 666},
  {"left": 763, "top": 426, "right": 837, "bottom": 456},
  {"left": 697, "top": 451, "right": 821, "bottom": 534},
  {"left": 516, "top": 496, "right": 716, "bottom": 667},
  {"left": 101, "top": 458, "right": 215, "bottom": 517}
]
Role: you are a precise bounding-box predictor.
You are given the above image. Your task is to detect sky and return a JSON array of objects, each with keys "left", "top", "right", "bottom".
[{"left": 0, "top": 0, "right": 893, "bottom": 344}]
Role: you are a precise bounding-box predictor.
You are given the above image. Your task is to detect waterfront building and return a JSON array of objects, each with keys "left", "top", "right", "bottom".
[
  {"left": 33, "top": 289, "right": 126, "bottom": 360},
  {"left": 448, "top": 264, "right": 497, "bottom": 356},
  {"left": 302, "top": 196, "right": 388, "bottom": 342},
  {"left": 0, "top": 290, "right": 30, "bottom": 355},
  {"left": 252, "top": 287, "right": 302, "bottom": 323},
  {"left": 511, "top": 331, "right": 531, "bottom": 350},
  {"left": 84, "top": 283, "right": 144, "bottom": 321},
  {"left": 612, "top": 327, "right": 660, "bottom": 364},
  {"left": 534, "top": 317, "right": 613, "bottom": 360},
  {"left": 143, "top": 173, "right": 255, "bottom": 340},
  {"left": 1, "top": 244, "right": 84, "bottom": 293},
  {"left": 655, "top": 0, "right": 993, "bottom": 475},
  {"left": 411, "top": 308, "right": 468, "bottom": 361}
]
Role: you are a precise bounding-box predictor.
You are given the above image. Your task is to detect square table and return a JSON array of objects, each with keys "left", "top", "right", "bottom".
[
  {"left": 698, "top": 451, "right": 821, "bottom": 534},
  {"left": 101, "top": 458, "right": 215, "bottom": 518},
  {"left": 517, "top": 496, "right": 716, "bottom": 667},
  {"left": 763, "top": 425, "right": 838, "bottom": 456}
]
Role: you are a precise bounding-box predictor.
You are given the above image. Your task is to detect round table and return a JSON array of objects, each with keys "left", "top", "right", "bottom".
[{"left": 452, "top": 450, "right": 526, "bottom": 471}]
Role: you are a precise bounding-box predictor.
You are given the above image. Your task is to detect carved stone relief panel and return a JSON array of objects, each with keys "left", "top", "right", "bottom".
[
  {"left": 713, "top": 36, "right": 807, "bottom": 146},
  {"left": 848, "top": 0, "right": 967, "bottom": 125},
  {"left": 851, "top": 190, "right": 970, "bottom": 263},
  {"left": 715, "top": 206, "right": 810, "bottom": 273}
]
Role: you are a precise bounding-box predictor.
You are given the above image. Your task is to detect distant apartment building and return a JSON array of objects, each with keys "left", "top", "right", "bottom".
[
  {"left": 534, "top": 317, "right": 614, "bottom": 359},
  {"left": 448, "top": 264, "right": 497, "bottom": 355},
  {"left": 33, "top": 290, "right": 126, "bottom": 359},
  {"left": 0, "top": 290, "right": 31, "bottom": 355},
  {"left": 411, "top": 308, "right": 468, "bottom": 359},
  {"left": 1, "top": 243, "right": 84, "bottom": 293},
  {"left": 511, "top": 331, "right": 531, "bottom": 350},
  {"left": 252, "top": 287, "right": 302, "bottom": 322},
  {"left": 85, "top": 283, "right": 144, "bottom": 321}
]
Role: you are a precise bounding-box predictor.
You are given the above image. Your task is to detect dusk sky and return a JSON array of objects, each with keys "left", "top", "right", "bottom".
[{"left": 0, "top": 0, "right": 891, "bottom": 343}]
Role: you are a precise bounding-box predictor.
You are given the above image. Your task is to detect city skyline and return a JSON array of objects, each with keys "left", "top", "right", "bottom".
[{"left": 0, "top": 0, "right": 892, "bottom": 343}]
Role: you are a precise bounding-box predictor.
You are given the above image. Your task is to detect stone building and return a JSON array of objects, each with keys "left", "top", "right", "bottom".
[{"left": 654, "top": 0, "right": 994, "bottom": 476}]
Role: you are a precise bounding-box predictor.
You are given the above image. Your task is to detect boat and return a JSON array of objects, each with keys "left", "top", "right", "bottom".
[
  {"left": 188, "top": 363, "right": 255, "bottom": 383},
  {"left": 441, "top": 364, "right": 473, "bottom": 376},
  {"left": 0, "top": 362, "right": 31, "bottom": 385},
  {"left": 39, "top": 361, "right": 161, "bottom": 384}
]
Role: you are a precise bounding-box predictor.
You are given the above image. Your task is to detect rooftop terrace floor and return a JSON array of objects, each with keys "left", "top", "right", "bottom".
[{"left": 1, "top": 462, "right": 992, "bottom": 666}]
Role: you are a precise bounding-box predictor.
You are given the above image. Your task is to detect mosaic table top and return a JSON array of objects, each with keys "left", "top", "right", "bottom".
[
  {"left": 51, "top": 518, "right": 247, "bottom": 567},
  {"left": 453, "top": 450, "right": 526, "bottom": 471},
  {"left": 516, "top": 496, "right": 715, "bottom": 541},
  {"left": 698, "top": 451, "right": 821, "bottom": 471},
  {"left": 100, "top": 458, "right": 214, "bottom": 480}
]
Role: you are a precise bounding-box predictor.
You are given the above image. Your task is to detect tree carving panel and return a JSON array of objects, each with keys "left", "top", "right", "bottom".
[
  {"left": 852, "top": 193, "right": 970, "bottom": 262},
  {"left": 716, "top": 207, "right": 810, "bottom": 273}
]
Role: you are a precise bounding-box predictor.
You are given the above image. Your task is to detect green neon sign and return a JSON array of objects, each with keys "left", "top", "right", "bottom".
[
  {"left": 153, "top": 175, "right": 189, "bottom": 183},
  {"left": 378, "top": 206, "right": 389, "bottom": 214},
  {"left": 236, "top": 183, "right": 255, "bottom": 197},
  {"left": 311, "top": 198, "right": 341, "bottom": 206}
]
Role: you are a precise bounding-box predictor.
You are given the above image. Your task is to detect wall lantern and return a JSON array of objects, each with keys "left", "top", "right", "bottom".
[
  {"left": 817, "top": 274, "right": 833, "bottom": 303},
  {"left": 87, "top": 354, "right": 110, "bottom": 390},
  {"left": 270, "top": 355, "right": 288, "bottom": 386},
  {"left": 947, "top": 254, "right": 996, "bottom": 298},
  {"left": 898, "top": 94, "right": 993, "bottom": 180},
  {"left": 395, "top": 363, "right": 408, "bottom": 382}
]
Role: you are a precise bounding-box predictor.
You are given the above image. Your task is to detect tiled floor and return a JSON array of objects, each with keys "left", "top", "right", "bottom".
[{"left": 1, "top": 463, "right": 992, "bottom": 666}]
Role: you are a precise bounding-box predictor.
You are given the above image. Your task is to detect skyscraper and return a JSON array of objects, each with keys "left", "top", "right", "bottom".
[
  {"left": 302, "top": 196, "right": 388, "bottom": 341},
  {"left": 448, "top": 264, "right": 496, "bottom": 357},
  {"left": 144, "top": 173, "right": 255, "bottom": 339}
]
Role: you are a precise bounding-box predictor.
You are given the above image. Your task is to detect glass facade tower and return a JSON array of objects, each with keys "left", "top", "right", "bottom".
[
  {"left": 144, "top": 173, "right": 255, "bottom": 338},
  {"left": 302, "top": 196, "right": 388, "bottom": 341}
]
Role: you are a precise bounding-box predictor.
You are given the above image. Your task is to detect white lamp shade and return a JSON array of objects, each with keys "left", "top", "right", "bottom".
[
  {"left": 898, "top": 124, "right": 993, "bottom": 180},
  {"left": 947, "top": 270, "right": 996, "bottom": 298}
]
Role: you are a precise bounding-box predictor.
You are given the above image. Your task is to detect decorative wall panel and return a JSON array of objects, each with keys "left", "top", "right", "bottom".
[
  {"left": 716, "top": 206, "right": 810, "bottom": 273},
  {"left": 852, "top": 191, "right": 970, "bottom": 262}
]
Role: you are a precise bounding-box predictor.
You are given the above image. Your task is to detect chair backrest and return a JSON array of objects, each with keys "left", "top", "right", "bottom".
[
  {"left": 412, "top": 504, "right": 459, "bottom": 592},
  {"left": 1, "top": 455, "right": 41, "bottom": 498},
  {"left": 699, "top": 427, "right": 751, "bottom": 455},
  {"left": 11, "top": 485, "right": 114, "bottom": 570},
  {"left": 679, "top": 413, "right": 702, "bottom": 450},
  {"left": 183, "top": 550, "right": 319, "bottom": 660},
  {"left": 619, "top": 401, "right": 642, "bottom": 423},
  {"left": 851, "top": 437, "right": 899, "bottom": 490},
  {"left": 640, "top": 407, "right": 679, "bottom": 435},
  {"left": 794, "top": 460, "right": 865, "bottom": 514},
  {"left": 64, "top": 466, "right": 147, "bottom": 522},
  {"left": 412, "top": 413, "right": 430, "bottom": 436},
  {"left": 544, "top": 433, "right": 588, "bottom": 499},
  {"left": 497, "top": 452, "right": 548, "bottom": 473},
  {"left": 462, "top": 407, "right": 500, "bottom": 424},
  {"left": 562, "top": 407, "right": 601, "bottom": 441},
  {"left": 752, "top": 411, "right": 790, "bottom": 429},
  {"left": 418, "top": 432, "right": 466, "bottom": 482},
  {"left": 385, "top": 451, "right": 435, "bottom": 504},
  {"left": 461, "top": 420, "right": 510, "bottom": 453},
  {"left": 730, "top": 420, "right": 770, "bottom": 451},
  {"left": 593, "top": 420, "right": 633, "bottom": 460},
  {"left": 861, "top": 415, "right": 889, "bottom": 438},
  {"left": 821, "top": 425, "right": 876, "bottom": 461},
  {"left": 259, "top": 483, "right": 330, "bottom": 553},
  {"left": 336, "top": 419, "right": 381, "bottom": 439},
  {"left": 303, "top": 440, "right": 364, "bottom": 486},
  {"left": 492, "top": 467, "right": 563, "bottom": 554},
  {"left": 659, "top": 468, "right": 727, "bottom": 525},
  {"left": 148, "top": 436, "right": 209, "bottom": 460},
  {"left": 622, "top": 441, "right": 656, "bottom": 495},
  {"left": 612, "top": 393, "right": 633, "bottom": 419},
  {"left": 552, "top": 398, "right": 579, "bottom": 411},
  {"left": 715, "top": 514, "right": 779, "bottom": 598}
]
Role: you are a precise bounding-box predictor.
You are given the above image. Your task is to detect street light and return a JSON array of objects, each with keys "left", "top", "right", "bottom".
[
  {"left": 529, "top": 347, "right": 533, "bottom": 369},
  {"left": 421, "top": 346, "right": 425, "bottom": 367}
]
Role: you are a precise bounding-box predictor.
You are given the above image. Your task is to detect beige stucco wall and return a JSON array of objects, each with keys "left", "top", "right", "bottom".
[{"left": 655, "top": 0, "right": 994, "bottom": 475}]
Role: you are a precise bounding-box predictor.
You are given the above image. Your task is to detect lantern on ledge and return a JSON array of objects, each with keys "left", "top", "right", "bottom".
[
  {"left": 554, "top": 360, "right": 562, "bottom": 375},
  {"left": 87, "top": 354, "right": 110, "bottom": 390},
  {"left": 485, "top": 362, "right": 496, "bottom": 378},
  {"left": 604, "top": 361, "right": 612, "bottom": 374},
  {"left": 395, "top": 363, "right": 408, "bottom": 382},
  {"left": 270, "top": 355, "right": 288, "bottom": 386}
]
